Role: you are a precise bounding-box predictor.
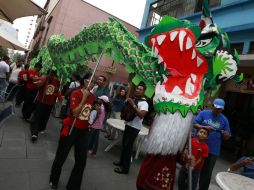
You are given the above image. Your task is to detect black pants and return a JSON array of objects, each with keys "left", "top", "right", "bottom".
[
  {"left": 5, "top": 82, "right": 15, "bottom": 99},
  {"left": 198, "top": 154, "right": 217, "bottom": 190},
  {"left": 50, "top": 127, "right": 89, "bottom": 190},
  {"left": 178, "top": 167, "right": 200, "bottom": 190},
  {"left": 16, "top": 85, "right": 25, "bottom": 106},
  {"left": 22, "top": 88, "right": 38, "bottom": 119},
  {"left": 30, "top": 101, "right": 53, "bottom": 136},
  {"left": 119, "top": 125, "right": 139, "bottom": 172}
]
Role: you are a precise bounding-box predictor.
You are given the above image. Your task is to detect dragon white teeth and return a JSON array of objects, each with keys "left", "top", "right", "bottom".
[
  {"left": 170, "top": 31, "right": 178, "bottom": 41},
  {"left": 186, "top": 37, "right": 192, "bottom": 50},
  {"left": 172, "top": 86, "right": 183, "bottom": 95},
  {"left": 157, "top": 35, "right": 166, "bottom": 45},
  {"left": 156, "top": 81, "right": 161, "bottom": 90},
  {"left": 190, "top": 73, "right": 197, "bottom": 82},
  {"left": 192, "top": 49, "right": 196, "bottom": 60},
  {"left": 197, "top": 56, "right": 203, "bottom": 67},
  {"left": 151, "top": 38, "right": 156, "bottom": 56},
  {"left": 162, "top": 74, "right": 168, "bottom": 82},
  {"left": 185, "top": 78, "right": 195, "bottom": 95},
  {"left": 158, "top": 55, "right": 163, "bottom": 64},
  {"left": 164, "top": 63, "right": 167, "bottom": 70},
  {"left": 179, "top": 31, "right": 186, "bottom": 52},
  {"left": 151, "top": 38, "right": 155, "bottom": 45},
  {"left": 152, "top": 47, "right": 159, "bottom": 57}
]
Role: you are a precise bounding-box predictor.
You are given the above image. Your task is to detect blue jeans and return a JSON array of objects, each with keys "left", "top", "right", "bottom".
[
  {"left": 178, "top": 167, "right": 200, "bottom": 190},
  {"left": 88, "top": 128, "right": 100, "bottom": 154}
]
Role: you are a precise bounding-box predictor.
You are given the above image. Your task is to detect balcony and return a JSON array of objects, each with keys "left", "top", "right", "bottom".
[{"left": 146, "top": 0, "right": 221, "bottom": 27}]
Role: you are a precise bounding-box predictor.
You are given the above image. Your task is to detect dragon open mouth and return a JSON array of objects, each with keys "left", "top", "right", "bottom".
[{"left": 149, "top": 28, "right": 208, "bottom": 106}]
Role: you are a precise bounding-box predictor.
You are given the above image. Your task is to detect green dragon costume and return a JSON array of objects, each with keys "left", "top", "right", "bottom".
[{"left": 32, "top": 0, "right": 242, "bottom": 189}]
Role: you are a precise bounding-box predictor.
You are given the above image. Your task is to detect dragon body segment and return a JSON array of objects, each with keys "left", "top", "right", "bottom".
[{"left": 35, "top": 18, "right": 160, "bottom": 97}]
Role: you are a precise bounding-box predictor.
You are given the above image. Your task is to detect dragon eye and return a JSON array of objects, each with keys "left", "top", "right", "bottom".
[{"left": 195, "top": 39, "right": 212, "bottom": 48}]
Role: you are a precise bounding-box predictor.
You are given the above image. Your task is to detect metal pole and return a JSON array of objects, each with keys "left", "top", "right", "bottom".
[
  {"left": 68, "top": 52, "right": 103, "bottom": 135},
  {"left": 188, "top": 115, "right": 195, "bottom": 190},
  {"left": 188, "top": 128, "right": 192, "bottom": 190}
]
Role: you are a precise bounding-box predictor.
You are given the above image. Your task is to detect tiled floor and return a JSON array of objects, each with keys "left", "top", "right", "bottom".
[{"left": 0, "top": 107, "right": 231, "bottom": 189}]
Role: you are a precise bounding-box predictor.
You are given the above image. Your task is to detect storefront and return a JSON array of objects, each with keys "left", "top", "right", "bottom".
[{"left": 221, "top": 72, "right": 254, "bottom": 159}]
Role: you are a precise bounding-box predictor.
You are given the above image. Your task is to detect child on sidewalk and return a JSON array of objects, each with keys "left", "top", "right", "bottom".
[
  {"left": 88, "top": 95, "right": 109, "bottom": 156},
  {"left": 178, "top": 128, "right": 209, "bottom": 190}
]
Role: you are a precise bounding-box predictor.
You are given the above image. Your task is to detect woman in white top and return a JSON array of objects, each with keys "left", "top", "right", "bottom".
[{"left": 5, "top": 64, "right": 22, "bottom": 96}]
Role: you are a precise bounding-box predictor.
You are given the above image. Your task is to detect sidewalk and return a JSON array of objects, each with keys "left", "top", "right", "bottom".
[{"left": 0, "top": 107, "right": 229, "bottom": 190}]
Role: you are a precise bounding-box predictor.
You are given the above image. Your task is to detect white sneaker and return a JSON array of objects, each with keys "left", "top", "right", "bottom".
[
  {"left": 31, "top": 135, "right": 38, "bottom": 143},
  {"left": 40, "top": 131, "right": 45, "bottom": 134}
]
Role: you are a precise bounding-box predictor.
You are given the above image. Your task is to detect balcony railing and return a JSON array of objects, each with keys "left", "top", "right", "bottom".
[{"left": 147, "top": 0, "right": 221, "bottom": 27}]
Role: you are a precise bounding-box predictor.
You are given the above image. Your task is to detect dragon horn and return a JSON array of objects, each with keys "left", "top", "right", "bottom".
[{"left": 199, "top": 0, "right": 214, "bottom": 29}]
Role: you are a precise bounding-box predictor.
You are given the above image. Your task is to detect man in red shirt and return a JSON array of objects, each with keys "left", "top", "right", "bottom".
[
  {"left": 21, "top": 62, "right": 42, "bottom": 120},
  {"left": 178, "top": 128, "right": 209, "bottom": 190},
  {"left": 30, "top": 70, "right": 61, "bottom": 142},
  {"left": 49, "top": 74, "right": 95, "bottom": 190},
  {"left": 16, "top": 64, "right": 29, "bottom": 106}
]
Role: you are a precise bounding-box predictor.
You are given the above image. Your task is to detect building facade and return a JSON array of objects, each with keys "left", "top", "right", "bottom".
[
  {"left": 30, "top": 0, "right": 139, "bottom": 84},
  {"left": 138, "top": 0, "right": 254, "bottom": 157}
]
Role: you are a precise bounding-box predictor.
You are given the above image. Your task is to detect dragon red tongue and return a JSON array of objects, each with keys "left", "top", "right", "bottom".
[{"left": 150, "top": 28, "right": 208, "bottom": 99}]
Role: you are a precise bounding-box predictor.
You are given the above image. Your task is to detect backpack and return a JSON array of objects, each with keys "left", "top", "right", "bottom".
[{"left": 120, "top": 97, "right": 146, "bottom": 122}]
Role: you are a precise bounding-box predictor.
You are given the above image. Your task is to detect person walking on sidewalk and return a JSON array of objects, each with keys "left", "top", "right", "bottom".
[
  {"left": 113, "top": 83, "right": 148, "bottom": 174},
  {"left": 0, "top": 55, "right": 10, "bottom": 101},
  {"left": 21, "top": 62, "right": 42, "bottom": 120},
  {"left": 15, "top": 64, "right": 29, "bottom": 106},
  {"left": 194, "top": 98, "right": 231, "bottom": 190},
  {"left": 49, "top": 74, "right": 95, "bottom": 190},
  {"left": 5, "top": 60, "right": 22, "bottom": 96},
  {"left": 30, "top": 70, "right": 61, "bottom": 142}
]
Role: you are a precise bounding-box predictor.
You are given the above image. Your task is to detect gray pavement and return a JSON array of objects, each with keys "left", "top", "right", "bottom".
[{"left": 0, "top": 106, "right": 229, "bottom": 190}]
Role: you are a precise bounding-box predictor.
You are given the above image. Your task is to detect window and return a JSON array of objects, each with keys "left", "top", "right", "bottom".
[
  {"left": 195, "top": 0, "right": 221, "bottom": 12},
  {"left": 147, "top": 0, "right": 221, "bottom": 27},
  {"left": 249, "top": 42, "right": 254, "bottom": 54},
  {"left": 147, "top": 0, "right": 196, "bottom": 27},
  {"left": 231, "top": 43, "right": 244, "bottom": 54}
]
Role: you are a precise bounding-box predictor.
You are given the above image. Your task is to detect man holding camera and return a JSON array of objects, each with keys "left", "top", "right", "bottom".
[{"left": 114, "top": 83, "right": 148, "bottom": 174}]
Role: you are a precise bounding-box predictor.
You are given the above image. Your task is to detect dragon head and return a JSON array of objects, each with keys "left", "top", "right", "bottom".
[
  {"left": 146, "top": 15, "right": 242, "bottom": 117},
  {"left": 146, "top": 16, "right": 208, "bottom": 116}
]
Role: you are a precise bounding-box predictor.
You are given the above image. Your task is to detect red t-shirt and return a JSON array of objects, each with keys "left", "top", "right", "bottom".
[
  {"left": 25, "top": 69, "right": 40, "bottom": 89},
  {"left": 192, "top": 138, "right": 208, "bottom": 171},
  {"left": 36, "top": 76, "right": 61, "bottom": 105},
  {"left": 18, "top": 70, "right": 28, "bottom": 84},
  {"left": 69, "top": 89, "right": 95, "bottom": 129}
]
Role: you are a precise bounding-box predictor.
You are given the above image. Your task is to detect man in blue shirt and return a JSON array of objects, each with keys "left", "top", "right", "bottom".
[
  {"left": 194, "top": 98, "right": 231, "bottom": 190},
  {"left": 228, "top": 157, "right": 254, "bottom": 179},
  {"left": 92, "top": 75, "right": 110, "bottom": 98}
]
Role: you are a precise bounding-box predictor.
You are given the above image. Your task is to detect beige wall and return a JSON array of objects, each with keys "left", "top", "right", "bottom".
[{"left": 35, "top": 0, "right": 138, "bottom": 84}]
